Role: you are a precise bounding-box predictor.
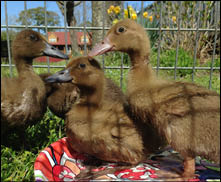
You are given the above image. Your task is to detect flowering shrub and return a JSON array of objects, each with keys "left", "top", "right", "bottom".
[
  {"left": 107, "top": 5, "right": 154, "bottom": 24},
  {"left": 106, "top": 2, "right": 220, "bottom": 64},
  {"left": 106, "top": 5, "right": 163, "bottom": 48},
  {"left": 151, "top": 1, "right": 220, "bottom": 63}
]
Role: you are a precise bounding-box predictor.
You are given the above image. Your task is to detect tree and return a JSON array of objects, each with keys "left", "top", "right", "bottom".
[
  {"left": 16, "top": 7, "right": 60, "bottom": 33},
  {"left": 56, "top": 1, "right": 81, "bottom": 56},
  {"left": 91, "top": 1, "right": 122, "bottom": 46},
  {"left": 92, "top": 1, "right": 104, "bottom": 46}
]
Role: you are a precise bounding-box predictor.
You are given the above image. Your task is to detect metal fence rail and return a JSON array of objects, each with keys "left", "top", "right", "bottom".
[{"left": 1, "top": 1, "right": 220, "bottom": 89}]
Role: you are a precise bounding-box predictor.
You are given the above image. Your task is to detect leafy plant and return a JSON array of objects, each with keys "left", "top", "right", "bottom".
[
  {"left": 1, "top": 109, "right": 65, "bottom": 181},
  {"left": 150, "top": 1, "right": 220, "bottom": 63},
  {"left": 150, "top": 48, "right": 198, "bottom": 76}
]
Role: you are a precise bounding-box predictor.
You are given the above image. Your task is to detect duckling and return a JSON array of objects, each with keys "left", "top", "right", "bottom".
[
  {"left": 45, "top": 56, "right": 146, "bottom": 165},
  {"left": 39, "top": 73, "right": 80, "bottom": 119},
  {"left": 88, "top": 19, "right": 220, "bottom": 178},
  {"left": 1, "top": 30, "right": 69, "bottom": 137}
]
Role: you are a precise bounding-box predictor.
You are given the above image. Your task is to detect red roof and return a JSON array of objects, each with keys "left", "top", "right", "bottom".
[
  {"left": 48, "top": 32, "right": 92, "bottom": 46},
  {"left": 35, "top": 31, "right": 92, "bottom": 63},
  {"left": 48, "top": 32, "right": 70, "bottom": 45}
]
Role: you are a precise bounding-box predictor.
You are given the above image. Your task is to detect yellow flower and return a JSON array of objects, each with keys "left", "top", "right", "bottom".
[
  {"left": 109, "top": 5, "right": 115, "bottom": 11},
  {"left": 114, "top": 6, "right": 121, "bottom": 14},
  {"left": 131, "top": 13, "right": 137, "bottom": 20},
  {"left": 113, "top": 19, "right": 119, "bottom": 25},
  {"left": 149, "top": 15, "right": 153, "bottom": 22},
  {"left": 107, "top": 8, "right": 112, "bottom": 14},
  {"left": 143, "top": 12, "right": 148, "bottom": 18},
  {"left": 156, "top": 15, "right": 160, "bottom": 19},
  {"left": 128, "top": 5, "right": 133, "bottom": 11},
  {"left": 132, "top": 9, "right": 137, "bottom": 14},
  {"left": 172, "top": 16, "right": 176, "bottom": 22},
  {"left": 124, "top": 9, "right": 128, "bottom": 18}
]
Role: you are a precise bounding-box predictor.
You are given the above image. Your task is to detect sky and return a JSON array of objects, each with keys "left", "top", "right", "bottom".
[{"left": 1, "top": 1, "right": 153, "bottom": 27}]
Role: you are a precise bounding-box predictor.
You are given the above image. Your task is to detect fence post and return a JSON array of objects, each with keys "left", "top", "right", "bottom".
[
  {"left": 83, "top": 1, "right": 87, "bottom": 56},
  {"left": 64, "top": 1, "right": 68, "bottom": 65},
  {"left": 209, "top": 1, "right": 219, "bottom": 89},
  {"left": 4, "top": 1, "right": 12, "bottom": 77},
  {"left": 24, "top": 1, "right": 28, "bottom": 28},
  {"left": 174, "top": 1, "right": 182, "bottom": 80},
  {"left": 156, "top": 1, "right": 162, "bottom": 76},
  {"left": 44, "top": 1, "right": 50, "bottom": 73},
  {"left": 192, "top": 1, "right": 201, "bottom": 82},
  {"left": 102, "top": 1, "right": 105, "bottom": 71}
]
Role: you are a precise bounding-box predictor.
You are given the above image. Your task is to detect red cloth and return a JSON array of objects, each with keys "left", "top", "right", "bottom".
[{"left": 35, "top": 137, "right": 211, "bottom": 181}]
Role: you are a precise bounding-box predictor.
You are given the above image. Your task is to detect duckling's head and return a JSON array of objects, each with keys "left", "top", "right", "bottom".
[
  {"left": 45, "top": 56, "right": 103, "bottom": 88},
  {"left": 89, "top": 19, "right": 150, "bottom": 60},
  {"left": 12, "top": 29, "right": 69, "bottom": 60}
]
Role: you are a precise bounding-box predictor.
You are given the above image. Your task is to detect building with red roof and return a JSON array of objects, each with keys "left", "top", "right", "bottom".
[{"left": 36, "top": 31, "right": 92, "bottom": 62}]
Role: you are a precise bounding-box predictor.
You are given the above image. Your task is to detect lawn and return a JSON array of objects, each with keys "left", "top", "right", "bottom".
[{"left": 1, "top": 49, "right": 220, "bottom": 181}]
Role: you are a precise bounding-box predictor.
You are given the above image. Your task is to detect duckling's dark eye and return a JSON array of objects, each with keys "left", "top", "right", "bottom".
[
  {"left": 117, "top": 27, "right": 125, "bottom": 33},
  {"left": 79, "top": 63, "right": 86, "bottom": 69},
  {"left": 30, "top": 34, "right": 38, "bottom": 41}
]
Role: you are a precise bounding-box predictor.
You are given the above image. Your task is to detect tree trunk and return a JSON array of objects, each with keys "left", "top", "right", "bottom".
[
  {"left": 66, "top": 2, "right": 79, "bottom": 56},
  {"left": 56, "top": 1, "right": 81, "bottom": 56},
  {"left": 92, "top": 1, "right": 104, "bottom": 46},
  {"left": 92, "top": 1, "right": 122, "bottom": 46}
]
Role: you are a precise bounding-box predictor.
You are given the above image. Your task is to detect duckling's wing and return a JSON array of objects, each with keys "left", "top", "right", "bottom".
[
  {"left": 158, "top": 82, "right": 220, "bottom": 117},
  {"left": 1, "top": 78, "right": 31, "bottom": 125},
  {"left": 1, "top": 76, "right": 46, "bottom": 126}
]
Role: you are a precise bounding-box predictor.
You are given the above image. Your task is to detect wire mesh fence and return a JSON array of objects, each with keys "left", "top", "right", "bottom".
[{"left": 1, "top": 1, "right": 220, "bottom": 90}]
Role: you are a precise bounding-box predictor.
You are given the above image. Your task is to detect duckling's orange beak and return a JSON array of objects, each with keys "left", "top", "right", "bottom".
[
  {"left": 88, "top": 37, "right": 114, "bottom": 57},
  {"left": 43, "top": 42, "right": 69, "bottom": 59},
  {"left": 45, "top": 68, "right": 72, "bottom": 83}
]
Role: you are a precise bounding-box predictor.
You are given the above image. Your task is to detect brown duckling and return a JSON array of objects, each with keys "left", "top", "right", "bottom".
[
  {"left": 45, "top": 56, "right": 146, "bottom": 165},
  {"left": 39, "top": 73, "right": 80, "bottom": 119},
  {"left": 89, "top": 19, "right": 220, "bottom": 178},
  {"left": 1, "top": 30, "right": 69, "bottom": 136}
]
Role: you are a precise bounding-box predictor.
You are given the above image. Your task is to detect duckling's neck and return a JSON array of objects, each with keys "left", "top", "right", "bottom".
[
  {"left": 15, "top": 57, "right": 34, "bottom": 76},
  {"left": 128, "top": 50, "right": 154, "bottom": 79},
  {"left": 128, "top": 41, "right": 150, "bottom": 66},
  {"left": 78, "top": 83, "right": 104, "bottom": 108},
  {"left": 127, "top": 51, "right": 165, "bottom": 95}
]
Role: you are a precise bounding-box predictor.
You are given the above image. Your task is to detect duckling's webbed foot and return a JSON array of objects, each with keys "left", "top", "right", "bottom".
[{"left": 182, "top": 157, "right": 196, "bottom": 178}]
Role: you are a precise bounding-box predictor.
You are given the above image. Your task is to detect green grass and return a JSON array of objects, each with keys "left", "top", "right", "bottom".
[
  {"left": 1, "top": 109, "right": 65, "bottom": 181},
  {"left": 1, "top": 49, "right": 220, "bottom": 181}
]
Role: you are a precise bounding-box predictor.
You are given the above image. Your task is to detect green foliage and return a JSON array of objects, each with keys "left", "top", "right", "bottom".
[
  {"left": 149, "top": 1, "right": 220, "bottom": 62},
  {"left": 151, "top": 48, "right": 195, "bottom": 76},
  {"left": 16, "top": 7, "right": 60, "bottom": 32},
  {"left": 202, "top": 58, "right": 220, "bottom": 68},
  {"left": 1, "top": 146, "right": 36, "bottom": 181},
  {"left": 1, "top": 30, "right": 17, "bottom": 41},
  {"left": 1, "top": 109, "right": 65, "bottom": 181},
  {"left": 104, "top": 52, "right": 130, "bottom": 66},
  {"left": 142, "top": 17, "right": 160, "bottom": 48}
]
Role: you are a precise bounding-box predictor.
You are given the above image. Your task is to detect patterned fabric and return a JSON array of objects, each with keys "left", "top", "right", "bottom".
[{"left": 34, "top": 137, "right": 220, "bottom": 181}]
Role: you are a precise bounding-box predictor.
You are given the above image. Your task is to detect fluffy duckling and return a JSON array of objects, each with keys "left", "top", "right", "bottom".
[
  {"left": 89, "top": 19, "right": 220, "bottom": 178},
  {"left": 45, "top": 56, "right": 146, "bottom": 165},
  {"left": 1, "top": 30, "right": 69, "bottom": 136},
  {"left": 39, "top": 73, "right": 79, "bottom": 119}
]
